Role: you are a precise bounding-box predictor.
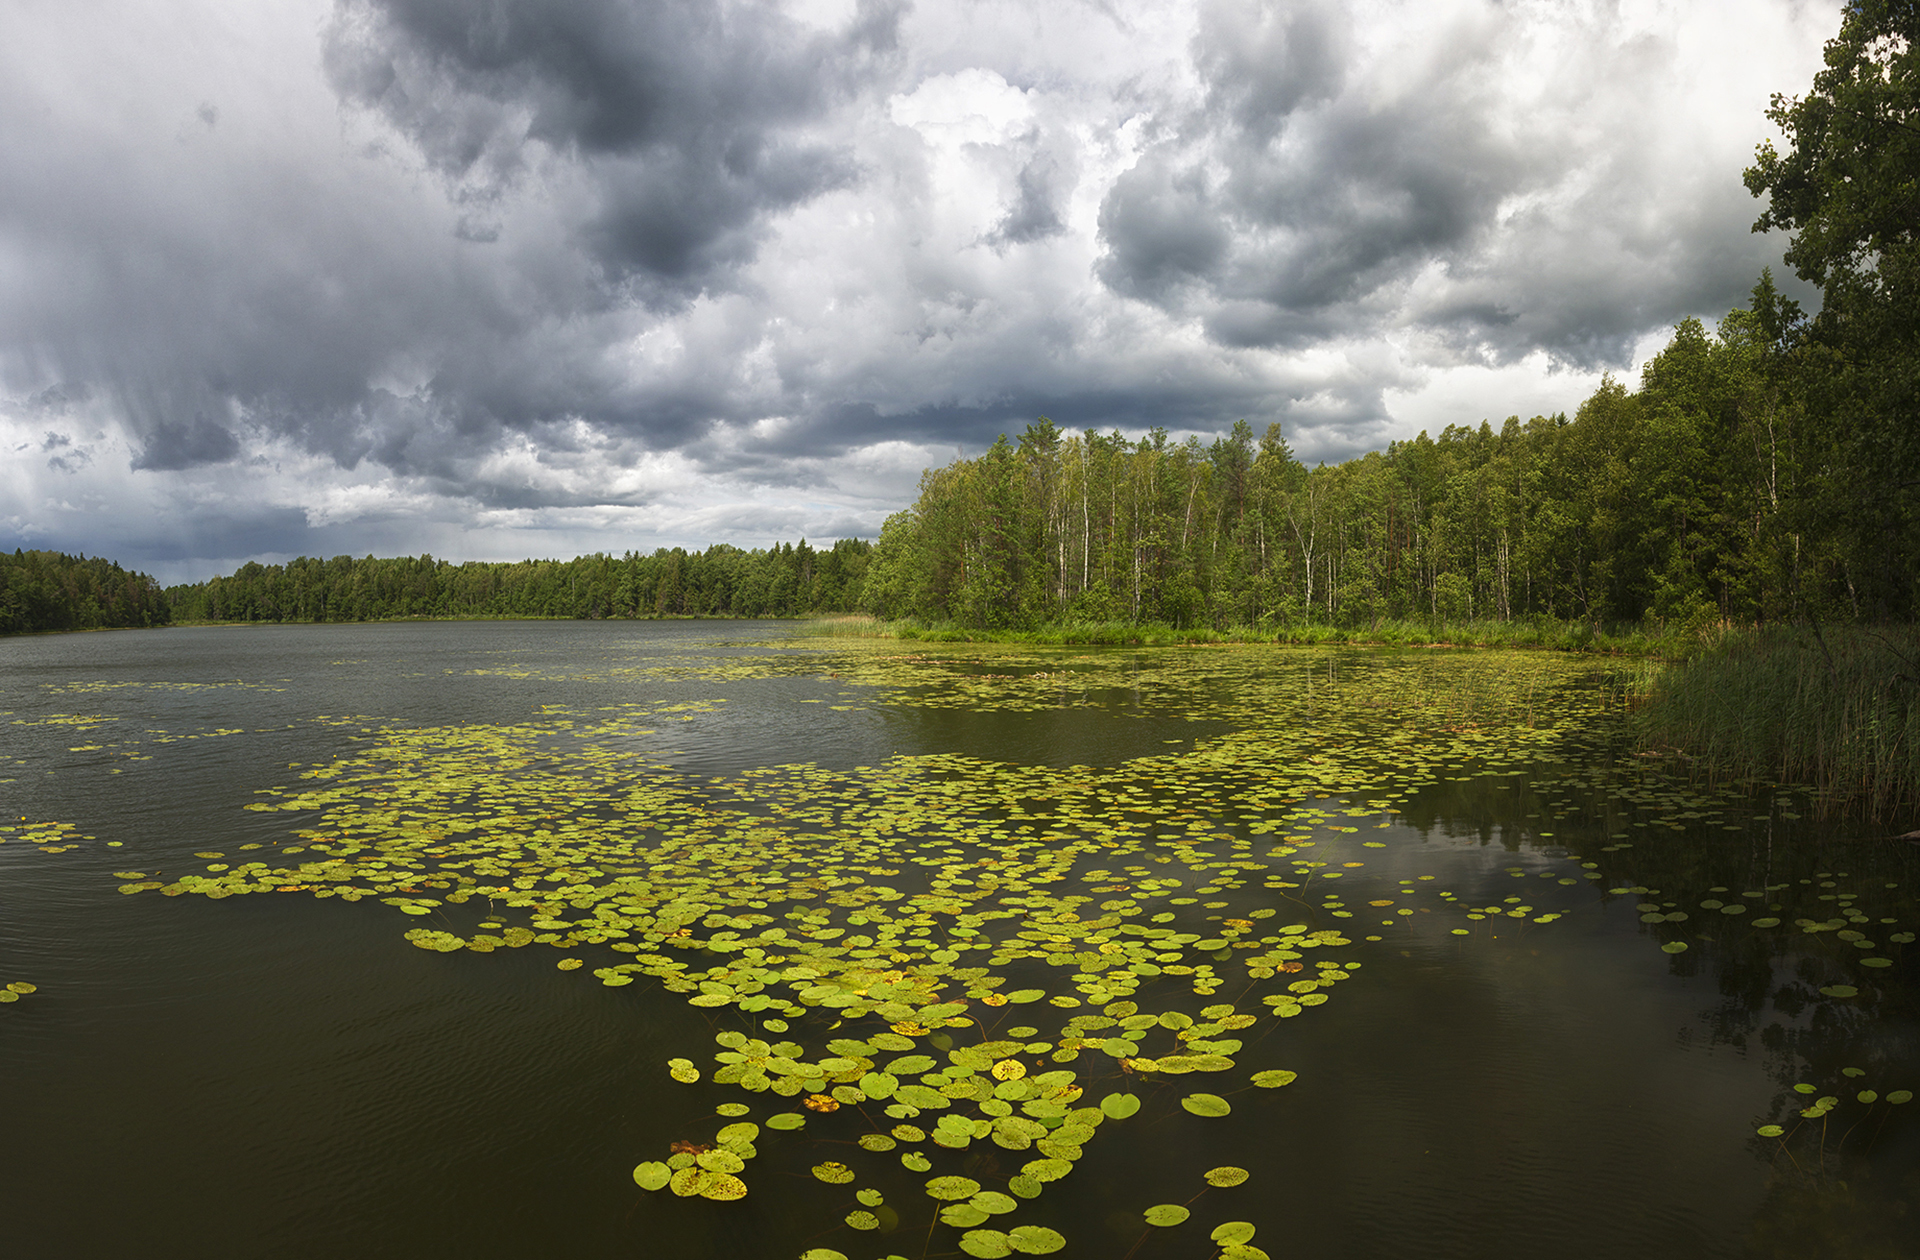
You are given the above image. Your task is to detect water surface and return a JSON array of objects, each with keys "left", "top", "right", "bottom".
[{"left": 2, "top": 622, "right": 1914, "bottom": 1259}]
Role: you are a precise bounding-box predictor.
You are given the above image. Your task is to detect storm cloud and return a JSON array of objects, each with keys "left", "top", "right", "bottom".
[{"left": 0, "top": 0, "right": 1839, "bottom": 580}]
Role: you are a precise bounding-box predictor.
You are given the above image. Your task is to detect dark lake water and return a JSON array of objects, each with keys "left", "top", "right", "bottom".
[{"left": 2, "top": 621, "right": 1915, "bottom": 1260}]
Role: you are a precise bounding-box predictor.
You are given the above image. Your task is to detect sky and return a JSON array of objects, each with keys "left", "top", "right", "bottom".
[{"left": 0, "top": 0, "right": 1839, "bottom": 584}]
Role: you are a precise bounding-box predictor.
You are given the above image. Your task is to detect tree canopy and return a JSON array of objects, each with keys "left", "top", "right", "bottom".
[{"left": 1745, "top": 0, "right": 1920, "bottom": 613}]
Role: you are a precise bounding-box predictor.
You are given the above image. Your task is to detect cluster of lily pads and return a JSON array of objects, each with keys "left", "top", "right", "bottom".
[
  {"left": 87, "top": 640, "right": 1913, "bottom": 1253},
  {"left": 100, "top": 647, "right": 1640, "bottom": 1255},
  {"left": 1754, "top": 1069, "right": 1914, "bottom": 1172}
]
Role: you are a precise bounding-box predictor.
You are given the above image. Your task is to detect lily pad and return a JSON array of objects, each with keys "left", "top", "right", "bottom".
[
  {"left": 1007, "top": 1225, "right": 1065, "bottom": 1254},
  {"left": 927, "top": 1175, "right": 982, "bottom": 1200},
  {"left": 1144, "top": 1204, "right": 1190, "bottom": 1226},
  {"left": 1212, "top": 1221, "right": 1257, "bottom": 1245},
  {"left": 1180, "top": 1093, "right": 1231, "bottom": 1117},
  {"left": 632, "top": 1161, "right": 671, "bottom": 1190},
  {"left": 960, "top": 1231, "right": 1013, "bottom": 1258},
  {"left": 1204, "top": 1166, "right": 1250, "bottom": 1187}
]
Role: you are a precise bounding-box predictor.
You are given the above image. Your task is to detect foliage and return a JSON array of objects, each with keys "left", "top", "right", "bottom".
[
  {"left": 1744, "top": 0, "right": 1920, "bottom": 616},
  {"left": 858, "top": 300, "right": 1885, "bottom": 635},
  {"left": 0, "top": 549, "right": 170, "bottom": 635},
  {"left": 164, "top": 539, "right": 871, "bottom": 623}
]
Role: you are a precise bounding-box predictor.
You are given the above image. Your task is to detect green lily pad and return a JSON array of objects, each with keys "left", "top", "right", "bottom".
[
  {"left": 699, "top": 1173, "right": 747, "bottom": 1201},
  {"left": 960, "top": 1231, "right": 1013, "bottom": 1258},
  {"left": 1181, "top": 1093, "right": 1231, "bottom": 1117},
  {"left": 1204, "top": 1166, "right": 1250, "bottom": 1187},
  {"left": 632, "top": 1161, "right": 670, "bottom": 1190},
  {"left": 1021, "top": 1158, "right": 1072, "bottom": 1183},
  {"left": 1007, "top": 1225, "right": 1065, "bottom": 1254},
  {"left": 1144, "top": 1204, "right": 1190, "bottom": 1226},
  {"left": 764, "top": 1113, "right": 806, "bottom": 1131},
  {"left": 1212, "top": 1221, "right": 1257, "bottom": 1245},
  {"left": 1756, "top": 1125, "right": 1785, "bottom": 1138},
  {"left": 846, "top": 1210, "right": 880, "bottom": 1230},
  {"left": 926, "top": 1175, "right": 982, "bottom": 1200},
  {"left": 1100, "top": 1093, "right": 1140, "bottom": 1119},
  {"left": 1660, "top": 941, "right": 1688, "bottom": 954},
  {"left": 1250, "top": 1070, "right": 1297, "bottom": 1088}
]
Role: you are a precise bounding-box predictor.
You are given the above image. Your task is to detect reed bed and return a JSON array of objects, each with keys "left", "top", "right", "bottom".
[{"left": 1638, "top": 626, "right": 1920, "bottom": 820}]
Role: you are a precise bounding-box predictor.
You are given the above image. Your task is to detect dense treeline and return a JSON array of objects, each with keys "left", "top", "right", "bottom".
[
  {"left": 861, "top": 280, "right": 1898, "bottom": 632},
  {"left": 164, "top": 539, "right": 871, "bottom": 623},
  {"left": 0, "top": 550, "right": 171, "bottom": 634}
]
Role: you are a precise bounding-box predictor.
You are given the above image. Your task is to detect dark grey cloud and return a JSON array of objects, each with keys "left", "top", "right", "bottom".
[
  {"left": 989, "top": 152, "right": 1067, "bottom": 247},
  {"left": 131, "top": 415, "right": 242, "bottom": 471},
  {"left": 325, "top": 0, "right": 894, "bottom": 297}
]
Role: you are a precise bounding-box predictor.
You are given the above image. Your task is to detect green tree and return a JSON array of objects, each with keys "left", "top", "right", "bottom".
[{"left": 1745, "top": 0, "right": 1920, "bottom": 614}]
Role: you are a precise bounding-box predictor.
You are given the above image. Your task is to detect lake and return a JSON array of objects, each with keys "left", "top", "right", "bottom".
[{"left": 2, "top": 621, "right": 1915, "bottom": 1259}]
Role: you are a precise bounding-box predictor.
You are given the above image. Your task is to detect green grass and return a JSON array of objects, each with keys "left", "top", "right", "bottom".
[{"left": 1637, "top": 625, "right": 1920, "bottom": 820}]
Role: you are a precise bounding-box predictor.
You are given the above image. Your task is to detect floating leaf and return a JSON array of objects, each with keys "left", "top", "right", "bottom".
[
  {"left": 927, "top": 1175, "right": 982, "bottom": 1200},
  {"left": 1755, "top": 1125, "right": 1784, "bottom": 1138},
  {"left": 632, "top": 1161, "right": 671, "bottom": 1190},
  {"left": 1889, "top": 1091, "right": 1914, "bottom": 1105},
  {"left": 1250, "top": 1070, "right": 1297, "bottom": 1089},
  {"left": 1144, "top": 1204, "right": 1190, "bottom": 1227},
  {"left": 764, "top": 1113, "right": 806, "bottom": 1131},
  {"left": 1100, "top": 1093, "right": 1140, "bottom": 1120},
  {"left": 960, "top": 1231, "right": 1013, "bottom": 1258},
  {"left": 845, "top": 1210, "right": 879, "bottom": 1230},
  {"left": 1660, "top": 942, "right": 1688, "bottom": 954},
  {"left": 700, "top": 1173, "right": 747, "bottom": 1201},
  {"left": 1212, "top": 1221, "right": 1257, "bottom": 1245},
  {"left": 1007, "top": 1225, "right": 1065, "bottom": 1254},
  {"left": 1181, "top": 1093, "right": 1231, "bottom": 1117},
  {"left": 697, "top": 1149, "right": 745, "bottom": 1174},
  {"left": 1204, "top": 1166, "right": 1250, "bottom": 1187}
]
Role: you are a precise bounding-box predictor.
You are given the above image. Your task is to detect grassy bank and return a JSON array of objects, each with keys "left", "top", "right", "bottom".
[
  {"left": 797, "top": 614, "right": 1679, "bottom": 654},
  {"left": 1637, "top": 626, "right": 1920, "bottom": 820}
]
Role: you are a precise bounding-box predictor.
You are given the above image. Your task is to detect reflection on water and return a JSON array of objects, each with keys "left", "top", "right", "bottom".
[{"left": 0, "top": 622, "right": 1914, "bottom": 1259}]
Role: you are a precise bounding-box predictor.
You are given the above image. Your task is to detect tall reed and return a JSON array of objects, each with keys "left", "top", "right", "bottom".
[{"left": 1638, "top": 626, "right": 1920, "bottom": 820}]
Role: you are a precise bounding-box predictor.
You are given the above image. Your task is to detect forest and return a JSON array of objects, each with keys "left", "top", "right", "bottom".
[
  {"left": 0, "top": 550, "right": 171, "bottom": 635},
  {"left": 162, "top": 538, "right": 871, "bottom": 624},
  {"left": 857, "top": 278, "right": 1887, "bottom": 634}
]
